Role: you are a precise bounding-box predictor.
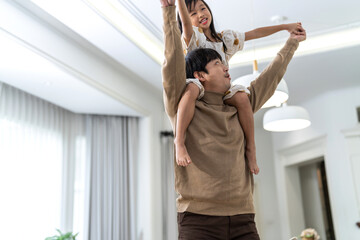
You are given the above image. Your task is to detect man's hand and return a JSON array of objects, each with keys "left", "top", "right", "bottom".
[
  {"left": 285, "top": 22, "right": 303, "bottom": 34},
  {"left": 290, "top": 25, "right": 306, "bottom": 42},
  {"left": 160, "top": 0, "right": 175, "bottom": 7}
]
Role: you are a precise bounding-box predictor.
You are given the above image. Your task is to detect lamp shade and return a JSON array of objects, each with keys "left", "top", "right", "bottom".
[
  {"left": 263, "top": 104, "right": 311, "bottom": 132},
  {"left": 232, "top": 61, "right": 289, "bottom": 108}
]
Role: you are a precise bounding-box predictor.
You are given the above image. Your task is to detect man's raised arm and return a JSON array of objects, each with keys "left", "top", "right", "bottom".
[
  {"left": 161, "top": 1, "right": 187, "bottom": 118},
  {"left": 248, "top": 28, "right": 306, "bottom": 113}
]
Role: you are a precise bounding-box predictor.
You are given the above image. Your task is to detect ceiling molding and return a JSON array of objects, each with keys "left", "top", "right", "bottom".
[
  {"left": 0, "top": 26, "right": 146, "bottom": 116},
  {"left": 117, "top": 0, "right": 163, "bottom": 41},
  {"left": 1, "top": 0, "right": 163, "bottom": 116}
]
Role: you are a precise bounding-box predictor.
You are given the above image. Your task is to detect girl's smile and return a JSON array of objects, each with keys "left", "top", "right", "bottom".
[{"left": 200, "top": 18, "right": 208, "bottom": 25}]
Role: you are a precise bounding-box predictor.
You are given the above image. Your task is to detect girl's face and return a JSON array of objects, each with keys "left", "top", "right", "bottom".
[{"left": 188, "top": 1, "right": 212, "bottom": 30}]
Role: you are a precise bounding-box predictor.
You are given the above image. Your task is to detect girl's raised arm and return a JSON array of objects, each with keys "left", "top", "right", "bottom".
[
  {"left": 245, "top": 23, "right": 303, "bottom": 41},
  {"left": 177, "top": 0, "right": 194, "bottom": 45}
]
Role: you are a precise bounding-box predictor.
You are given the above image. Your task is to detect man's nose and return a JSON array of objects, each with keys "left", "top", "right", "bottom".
[{"left": 223, "top": 65, "right": 229, "bottom": 72}]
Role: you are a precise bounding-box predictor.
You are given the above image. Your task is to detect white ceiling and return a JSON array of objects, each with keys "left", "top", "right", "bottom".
[{"left": 1, "top": 0, "right": 360, "bottom": 116}]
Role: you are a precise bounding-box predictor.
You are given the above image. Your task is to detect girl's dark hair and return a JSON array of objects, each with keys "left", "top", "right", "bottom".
[
  {"left": 177, "top": 0, "right": 227, "bottom": 54},
  {"left": 185, "top": 48, "right": 222, "bottom": 79}
]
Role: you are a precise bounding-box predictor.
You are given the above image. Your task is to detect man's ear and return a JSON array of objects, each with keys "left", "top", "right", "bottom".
[{"left": 194, "top": 71, "right": 206, "bottom": 83}]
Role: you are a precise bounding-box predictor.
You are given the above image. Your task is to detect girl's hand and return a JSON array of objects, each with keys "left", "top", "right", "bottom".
[{"left": 286, "top": 22, "right": 303, "bottom": 34}]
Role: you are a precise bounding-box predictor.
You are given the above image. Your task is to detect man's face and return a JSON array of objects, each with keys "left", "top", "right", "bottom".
[{"left": 201, "top": 58, "right": 231, "bottom": 93}]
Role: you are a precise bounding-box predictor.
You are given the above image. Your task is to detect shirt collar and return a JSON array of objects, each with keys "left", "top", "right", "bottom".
[{"left": 201, "top": 91, "right": 225, "bottom": 105}]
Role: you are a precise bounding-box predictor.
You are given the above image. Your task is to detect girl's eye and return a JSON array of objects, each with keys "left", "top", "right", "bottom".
[
  {"left": 190, "top": 12, "right": 196, "bottom": 16},
  {"left": 201, "top": 8, "right": 206, "bottom": 10}
]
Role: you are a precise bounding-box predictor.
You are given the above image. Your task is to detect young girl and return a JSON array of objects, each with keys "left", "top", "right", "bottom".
[{"left": 175, "top": 0, "right": 302, "bottom": 174}]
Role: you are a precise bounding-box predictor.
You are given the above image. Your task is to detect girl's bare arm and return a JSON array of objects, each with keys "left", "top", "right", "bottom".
[
  {"left": 177, "top": 0, "right": 194, "bottom": 45},
  {"left": 245, "top": 23, "right": 302, "bottom": 41}
]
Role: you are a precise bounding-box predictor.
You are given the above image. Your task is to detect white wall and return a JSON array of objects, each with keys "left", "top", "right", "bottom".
[
  {"left": 270, "top": 86, "right": 360, "bottom": 239},
  {"left": 253, "top": 115, "right": 282, "bottom": 240}
]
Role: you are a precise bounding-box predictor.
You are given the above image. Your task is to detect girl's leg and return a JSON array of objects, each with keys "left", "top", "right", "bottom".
[
  {"left": 224, "top": 92, "right": 260, "bottom": 175},
  {"left": 175, "top": 83, "right": 200, "bottom": 167}
]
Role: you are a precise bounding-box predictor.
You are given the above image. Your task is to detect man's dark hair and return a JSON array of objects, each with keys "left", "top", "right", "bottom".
[
  {"left": 177, "top": 0, "right": 227, "bottom": 54},
  {"left": 185, "top": 48, "right": 222, "bottom": 78}
]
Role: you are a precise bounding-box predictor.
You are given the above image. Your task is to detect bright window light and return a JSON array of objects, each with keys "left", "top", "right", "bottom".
[{"left": 0, "top": 119, "right": 62, "bottom": 239}]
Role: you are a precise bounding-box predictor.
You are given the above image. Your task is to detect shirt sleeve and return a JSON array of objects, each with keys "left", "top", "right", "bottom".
[
  {"left": 221, "top": 29, "right": 245, "bottom": 58},
  {"left": 181, "top": 26, "right": 207, "bottom": 55},
  {"left": 248, "top": 38, "right": 299, "bottom": 113},
  {"left": 162, "top": 6, "right": 187, "bottom": 118}
]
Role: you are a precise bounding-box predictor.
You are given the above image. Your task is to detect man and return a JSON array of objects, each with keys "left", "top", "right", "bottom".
[{"left": 160, "top": 0, "right": 306, "bottom": 239}]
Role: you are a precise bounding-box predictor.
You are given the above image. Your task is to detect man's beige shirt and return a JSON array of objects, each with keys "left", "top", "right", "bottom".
[{"left": 162, "top": 6, "right": 299, "bottom": 216}]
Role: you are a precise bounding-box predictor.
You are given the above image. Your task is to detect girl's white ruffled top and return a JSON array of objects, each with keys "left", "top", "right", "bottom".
[{"left": 181, "top": 26, "right": 245, "bottom": 66}]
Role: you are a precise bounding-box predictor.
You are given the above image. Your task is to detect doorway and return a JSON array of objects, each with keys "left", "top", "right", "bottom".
[{"left": 299, "top": 159, "right": 336, "bottom": 240}]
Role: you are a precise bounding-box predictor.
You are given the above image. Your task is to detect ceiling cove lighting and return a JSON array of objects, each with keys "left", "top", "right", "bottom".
[
  {"left": 263, "top": 103, "right": 311, "bottom": 132},
  {"left": 229, "top": 23, "right": 360, "bottom": 67},
  {"left": 84, "top": 0, "right": 164, "bottom": 64},
  {"left": 232, "top": 60, "right": 289, "bottom": 108},
  {"left": 29, "top": 1, "right": 360, "bottom": 67},
  {"left": 31, "top": 0, "right": 164, "bottom": 64}
]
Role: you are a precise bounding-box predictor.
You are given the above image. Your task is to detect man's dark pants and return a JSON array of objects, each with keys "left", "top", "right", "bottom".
[{"left": 178, "top": 212, "right": 261, "bottom": 240}]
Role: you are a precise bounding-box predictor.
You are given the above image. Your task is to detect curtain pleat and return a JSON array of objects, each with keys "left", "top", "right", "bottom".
[
  {"left": 85, "top": 115, "right": 137, "bottom": 240},
  {"left": 160, "top": 133, "right": 178, "bottom": 240}
]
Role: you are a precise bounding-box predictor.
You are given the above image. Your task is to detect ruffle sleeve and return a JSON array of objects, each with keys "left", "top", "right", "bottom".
[{"left": 221, "top": 29, "right": 245, "bottom": 58}]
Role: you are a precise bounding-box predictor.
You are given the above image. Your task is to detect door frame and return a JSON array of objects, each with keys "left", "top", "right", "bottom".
[{"left": 275, "top": 135, "right": 327, "bottom": 239}]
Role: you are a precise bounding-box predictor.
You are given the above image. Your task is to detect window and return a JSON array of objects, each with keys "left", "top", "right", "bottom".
[{"left": 0, "top": 118, "right": 63, "bottom": 239}]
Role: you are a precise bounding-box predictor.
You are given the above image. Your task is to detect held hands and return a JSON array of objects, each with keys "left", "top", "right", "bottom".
[
  {"left": 286, "top": 22, "right": 303, "bottom": 34},
  {"left": 160, "top": 0, "right": 175, "bottom": 7},
  {"left": 290, "top": 25, "right": 306, "bottom": 42},
  {"left": 286, "top": 22, "right": 306, "bottom": 42}
]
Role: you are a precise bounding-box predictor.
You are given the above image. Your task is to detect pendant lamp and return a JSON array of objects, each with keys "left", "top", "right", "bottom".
[
  {"left": 232, "top": 60, "right": 289, "bottom": 108},
  {"left": 263, "top": 103, "right": 311, "bottom": 132}
]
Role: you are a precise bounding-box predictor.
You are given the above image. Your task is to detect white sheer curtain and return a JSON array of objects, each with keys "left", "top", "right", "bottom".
[
  {"left": 0, "top": 82, "right": 138, "bottom": 240},
  {"left": 0, "top": 82, "right": 83, "bottom": 239},
  {"left": 83, "top": 115, "right": 138, "bottom": 240}
]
